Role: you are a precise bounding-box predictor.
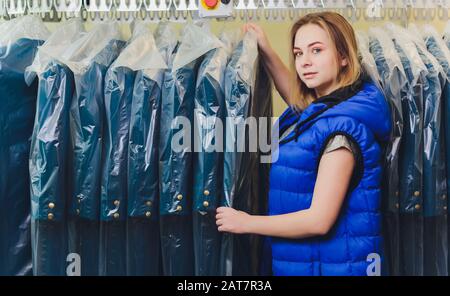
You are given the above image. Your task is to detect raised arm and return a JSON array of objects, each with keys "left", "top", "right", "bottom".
[{"left": 244, "top": 23, "right": 293, "bottom": 106}]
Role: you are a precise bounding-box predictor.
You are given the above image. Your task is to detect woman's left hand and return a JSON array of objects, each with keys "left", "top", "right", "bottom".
[{"left": 216, "top": 207, "right": 251, "bottom": 234}]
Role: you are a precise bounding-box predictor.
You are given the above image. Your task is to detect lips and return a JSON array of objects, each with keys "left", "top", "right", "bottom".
[{"left": 303, "top": 72, "right": 317, "bottom": 78}]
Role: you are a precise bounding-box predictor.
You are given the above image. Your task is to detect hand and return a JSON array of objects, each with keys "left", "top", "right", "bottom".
[
  {"left": 243, "top": 23, "right": 272, "bottom": 54},
  {"left": 216, "top": 207, "right": 251, "bottom": 234}
]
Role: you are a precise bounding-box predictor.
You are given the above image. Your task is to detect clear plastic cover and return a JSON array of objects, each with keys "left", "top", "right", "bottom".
[
  {"left": 192, "top": 31, "right": 231, "bottom": 276},
  {"left": 369, "top": 27, "right": 407, "bottom": 276},
  {"left": 126, "top": 21, "right": 166, "bottom": 276},
  {"left": 158, "top": 23, "right": 219, "bottom": 276},
  {"left": 384, "top": 23, "right": 427, "bottom": 276},
  {"left": 25, "top": 19, "right": 84, "bottom": 84},
  {"left": 0, "top": 16, "right": 48, "bottom": 276},
  {"left": 220, "top": 32, "right": 259, "bottom": 275},
  {"left": 356, "top": 30, "right": 383, "bottom": 91},
  {"left": 415, "top": 25, "right": 449, "bottom": 276},
  {"left": 408, "top": 24, "right": 447, "bottom": 276},
  {"left": 444, "top": 22, "right": 450, "bottom": 49},
  {"left": 29, "top": 60, "right": 75, "bottom": 276},
  {"left": 0, "top": 15, "right": 49, "bottom": 49},
  {"left": 68, "top": 22, "right": 126, "bottom": 276}
]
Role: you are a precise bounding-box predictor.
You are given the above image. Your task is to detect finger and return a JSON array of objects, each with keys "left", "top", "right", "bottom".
[
  {"left": 248, "top": 23, "right": 259, "bottom": 32},
  {"left": 216, "top": 213, "right": 223, "bottom": 219},
  {"left": 218, "top": 225, "right": 228, "bottom": 232},
  {"left": 216, "top": 219, "right": 222, "bottom": 226}
]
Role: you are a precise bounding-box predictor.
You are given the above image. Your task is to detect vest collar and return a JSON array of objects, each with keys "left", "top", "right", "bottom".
[
  {"left": 279, "top": 77, "right": 363, "bottom": 145},
  {"left": 312, "top": 77, "right": 363, "bottom": 106}
]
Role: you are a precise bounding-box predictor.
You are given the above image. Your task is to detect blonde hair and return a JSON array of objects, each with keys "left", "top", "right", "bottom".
[{"left": 289, "top": 12, "right": 361, "bottom": 110}]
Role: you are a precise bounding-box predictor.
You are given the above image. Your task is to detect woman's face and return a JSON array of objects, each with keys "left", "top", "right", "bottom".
[{"left": 293, "top": 24, "right": 348, "bottom": 97}]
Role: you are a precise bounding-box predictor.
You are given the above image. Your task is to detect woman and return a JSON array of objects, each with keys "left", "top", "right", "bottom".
[{"left": 216, "top": 12, "right": 391, "bottom": 276}]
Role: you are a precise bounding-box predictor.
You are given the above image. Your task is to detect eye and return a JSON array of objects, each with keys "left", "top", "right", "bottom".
[
  {"left": 294, "top": 51, "right": 303, "bottom": 58},
  {"left": 312, "top": 48, "right": 322, "bottom": 54}
]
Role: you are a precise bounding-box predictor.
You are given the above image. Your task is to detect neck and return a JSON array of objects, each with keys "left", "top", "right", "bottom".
[{"left": 314, "top": 81, "right": 340, "bottom": 98}]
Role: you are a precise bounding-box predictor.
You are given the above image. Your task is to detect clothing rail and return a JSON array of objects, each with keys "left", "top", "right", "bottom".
[{"left": 0, "top": 0, "right": 448, "bottom": 22}]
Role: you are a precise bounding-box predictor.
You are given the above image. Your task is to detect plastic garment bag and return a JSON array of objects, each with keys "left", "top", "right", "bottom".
[
  {"left": 28, "top": 20, "right": 81, "bottom": 276},
  {"left": 369, "top": 28, "right": 407, "bottom": 276},
  {"left": 220, "top": 32, "right": 260, "bottom": 275},
  {"left": 410, "top": 25, "right": 448, "bottom": 276},
  {"left": 192, "top": 32, "right": 233, "bottom": 276},
  {"left": 445, "top": 23, "right": 450, "bottom": 50},
  {"left": 252, "top": 57, "right": 274, "bottom": 276},
  {"left": 158, "top": 23, "right": 221, "bottom": 276},
  {"left": 62, "top": 22, "right": 125, "bottom": 276},
  {"left": 386, "top": 23, "right": 428, "bottom": 276},
  {"left": 234, "top": 51, "right": 273, "bottom": 276},
  {"left": 100, "top": 27, "right": 140, "bottom": 276},
  {"left": 356, "top": 31, "right": 383, "bottom": 90},
  {"left": 423, "top": 25, "right": 450, "bottom": 275},
  {"left": 125, "top": 22, "right": 166, "bottom": 276},
  {"left": 0, "top": 16, "right": 49, "bottom": 276}
]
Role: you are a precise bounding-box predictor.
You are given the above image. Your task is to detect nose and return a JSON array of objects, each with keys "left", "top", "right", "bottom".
[{"left": 300, "top": 53, "right": 312, "bottom": 68}]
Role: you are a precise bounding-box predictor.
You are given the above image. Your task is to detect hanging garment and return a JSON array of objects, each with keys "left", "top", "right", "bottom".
[
  {"left": 413, "top": 26, "right": 448, "bottom": 276},
  {"left": 192, "top": 33, "right": 232, "bottom": 276},
  {"left": 0, "top": 16, "right": 49, "bottom": 276},
  {"left": 100, "top": 38, "right": 136, "bottom": 276},
  {"left": 64, "top": 22, "right": 125, "bottom": 276},
  {"left": 269, "top": 80, "right": 391, "bottom": 275},
  {"left": 125, "top": 22, "right": 166, "bottom": 276},
  {"left": 369, "top": 30, "right": 407, "bottom": 276},
  {"left": 233, "top": 54, "right": 273, "bottom": 276},
  {"left": 29, "top": 63, "right": 75, "bottom": 276},
  {"left": 28, "top": 19, "right": 86, "bottom": 276},
  {"left": 356, "top": 31, "right": 383, "bottom": 90},
  {"left": 385, "top": 23, "right": 427, "bottom": 276},
  {"left": 158, "top": 23, "right": 221, "bottom": 276},
  {"left": 220, "top": 32, "right": 262, "bottom": 275},
  {"left": 423, "top": 26, "right": 450, "bottom": 276},
  {"left": 445, "top": 24, "right": 450, "bottom": 50}
]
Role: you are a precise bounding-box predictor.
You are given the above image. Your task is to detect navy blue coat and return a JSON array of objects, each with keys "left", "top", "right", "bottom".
[{"left": 0, "top": 38, "right": 43, "bottom": 275}]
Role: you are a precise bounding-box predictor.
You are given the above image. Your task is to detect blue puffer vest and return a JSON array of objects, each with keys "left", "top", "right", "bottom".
[{"left": 269, "top": 81, "right": 391, "bottom": 276}]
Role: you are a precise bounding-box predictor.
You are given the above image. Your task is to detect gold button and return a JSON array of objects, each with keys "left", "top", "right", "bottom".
[
  {"left": 145, "top": 211, "right": 152, "bottom": 218},
  {"left": 204, "top": 190, "right": 210, "bottom": 196},
  {"left": 146, "top": 200, "right": 152, "bottom": 207},
  {"left": 176, "top": 205, "right": 182, "bottom": 212},
  {"left": 395, "top": 191, "right": 399, "bottom": 197},
  {"left": 114, "top": 200, "right": 120, "bottom": 206},
  {"left": 113, "top": 212, "right": 120, "bottom": 219},
  {"left": 48, "top": 213, "right": 54, "bottom": 220},
  {"left": 395, "top": 203, "right": 399, "bottom": 209},
  {"left": 76, "top": 209, "right": 80, "bottom": 215},
  {"left": 414, "top": 191, "right": 420, "bottom": 197},
  {"left": 444, "top": 206, "right": 448, "bottom": 211},
  {"left": 177, "top": 194, "right": 183, "bottom": 201},
  {"left": 48, "top": 202, "right": 55, "bottom": 209},
  {"left": 203, "top": 201, "right": 209, "bottom": 207},
  {"left": 415, "top": 204, "right": 421, "bottom": 210},
  {"left": 442, "top": 194, "right": 447, "bottom": 200},
  {"left": 77, "top": 199, "right": 81, "bottom": 204}
]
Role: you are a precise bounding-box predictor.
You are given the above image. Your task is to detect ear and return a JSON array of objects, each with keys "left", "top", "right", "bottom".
[{"left": 340, "top": 57, "right": 348, "bottom": 67}]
